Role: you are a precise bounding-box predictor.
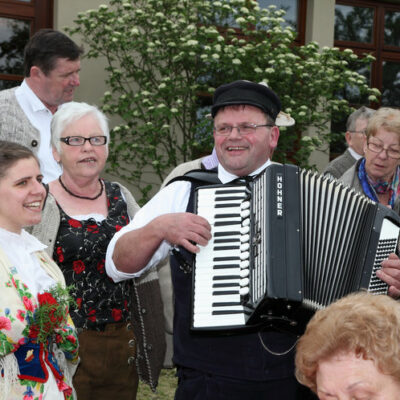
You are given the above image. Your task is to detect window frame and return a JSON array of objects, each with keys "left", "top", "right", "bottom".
[
  {"left": 0, "top": 0, "right": 53, "bottom": 85},
  {"left": 334, "top": 0, "right": 400, "bottom": 106}
]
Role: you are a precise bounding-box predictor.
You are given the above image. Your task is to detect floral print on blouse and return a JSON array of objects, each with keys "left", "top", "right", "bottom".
[
  {"left": 0, "top": 251, "right": 78, "bottom": 400},
  {"left": 53, "top": 181, "right": 132, "bottom": 330}
]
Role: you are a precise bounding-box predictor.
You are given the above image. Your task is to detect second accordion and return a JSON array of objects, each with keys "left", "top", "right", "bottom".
[{"left": 191, "top": 163, "right": 400, "bottom": 334}]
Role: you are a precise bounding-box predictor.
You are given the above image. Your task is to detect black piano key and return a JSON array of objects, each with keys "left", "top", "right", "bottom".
[
  {"left": 213, "top": 256, "right": 240, "bottom": 261},
  {"left": 214, "top": 238, "right": 240, "bottom": 244},
  {"left": 212, "top": 310, "right": 248, "bottom": 315},
  {"left": 214, "top": 213, "right": 240, "bottom": 219},
  {"left": 212, "top": 283, "right": 240, "bottom": 288},
  {"left": 213, "top": 264, "right": 240, "bottom": 269},
  {"left": 214, "top": 231, "right": 240, "bottom": 237},
  {"left": 215, "top": 196, "right": 245, "bottom": 201},
  {"left": 215, "top": 221, "right": 241, "bottom": 227},
  {"left": 212, "top": 302, "right": 241, "bottom": 307},
  {"left": 215, "top": 203, "right": 240, "bottom": 208},
  {"left": 212, "top": 290, "right": 239, "bottom": 295},
  {"left": 213, "top": 246, "right": 240, "bottom": 251},
  {"left": 213, "top": 275, "right": 240, "bottom": 280}
]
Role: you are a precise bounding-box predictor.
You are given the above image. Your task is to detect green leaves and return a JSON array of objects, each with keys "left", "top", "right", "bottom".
[{"left": 68, "top": 0, "right": 378, "bottom": 202}]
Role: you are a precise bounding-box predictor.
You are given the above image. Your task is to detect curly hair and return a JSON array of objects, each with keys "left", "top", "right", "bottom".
[{"left": 295, "top": 292, "right": 400, "bottom": 393}]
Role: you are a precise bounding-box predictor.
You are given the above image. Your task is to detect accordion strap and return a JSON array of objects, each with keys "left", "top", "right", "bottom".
[{"left": 166, "top": 169, "right": 221, "bottom": 187}]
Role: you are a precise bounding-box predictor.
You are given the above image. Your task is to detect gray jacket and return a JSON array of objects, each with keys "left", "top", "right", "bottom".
[
  {"left": 323, "top": 149, "right": 356, "bottom": 179},
  {"left": 339, "top": 162, "right": 400, "bottom": 215},
  {"left": 30, "top": 181, "right": 166, "bottom": 391},
  {"left": 0, "top": 87, "right": 41, "bottom": 153}
]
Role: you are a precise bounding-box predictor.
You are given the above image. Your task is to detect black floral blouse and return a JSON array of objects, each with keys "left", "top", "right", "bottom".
[{"left": 53, "top": 181, "right": 132, "bottom": 330}]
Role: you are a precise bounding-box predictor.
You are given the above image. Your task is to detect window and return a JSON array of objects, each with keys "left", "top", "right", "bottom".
[
  {"left": 258, "top": 0, "right": 307, "bottom": 44},
  {"left": 0, "top": 0, "right": 53, "bottom": 89},
  {"left": 334, "top": 0, "right": 400, "bottom": 108}
]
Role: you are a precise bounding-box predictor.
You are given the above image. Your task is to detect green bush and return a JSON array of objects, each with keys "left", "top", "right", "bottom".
[{"left": 68, "top": 0, "right": 377, "bottom": 203}]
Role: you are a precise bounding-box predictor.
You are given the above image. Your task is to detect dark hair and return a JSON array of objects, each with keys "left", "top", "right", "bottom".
[
  {"left": 24, "top": 29, "right": 83, "bottom": 77},
  {"left": 0, "top": 141, "right": 39, "bottom": 179}
]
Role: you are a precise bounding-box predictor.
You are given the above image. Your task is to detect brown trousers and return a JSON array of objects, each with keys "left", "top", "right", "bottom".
[{"left": 73, "top": 322, "right": 138, "bottom": 399}]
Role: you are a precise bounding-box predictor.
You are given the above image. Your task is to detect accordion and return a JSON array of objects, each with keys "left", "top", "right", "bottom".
[{"left": 191, "top": 164, "right": 400, "bottom": 334}]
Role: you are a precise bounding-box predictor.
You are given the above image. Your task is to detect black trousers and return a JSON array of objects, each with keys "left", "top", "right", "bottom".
[{"left": 174, "top": 367, "right": 316, "bottom": 400}]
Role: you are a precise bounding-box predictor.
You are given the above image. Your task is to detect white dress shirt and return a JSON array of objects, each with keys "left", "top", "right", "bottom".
[
  {"left": 15, "top": 80, "right": 62, "bottom": 183},
  {"left": 348, "top": 146, "right": 363, "bottom": 160},
  {"left": 105, "top": 161, "right": 271, "bottom": 282}
]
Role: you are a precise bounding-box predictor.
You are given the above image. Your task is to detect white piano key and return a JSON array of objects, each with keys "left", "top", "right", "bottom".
[
  {"left": 240, "top": 243, "right": 249, "bottom": 251},
  {"left": 240, "top": 278, "right": 249, "bottom": 286},
  {"left": 193, "top": 313, "right": 247, "bottom": 328},
  {"left": 240, "top": 209, "right": 250, "bottom": 218},
  {"left": 240, "top": 234, "right": 250, "bottom": 243},
  {"left": 241, "top": 201, "right": 250, "bottom": 210},
  {"left": 242, "top": 218, "right": 250, "bottom": 227},
  {"left": 240, "top": 226, "right": 250, "bottom": 234}
]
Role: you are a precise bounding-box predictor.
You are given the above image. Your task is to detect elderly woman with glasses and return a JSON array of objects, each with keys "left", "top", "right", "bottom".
[
  {"left": 339, "top": 107, "right": 400, "bottom": 213},
  {"left": 30, "top": 102, "right": 165, "bottom": 399}
]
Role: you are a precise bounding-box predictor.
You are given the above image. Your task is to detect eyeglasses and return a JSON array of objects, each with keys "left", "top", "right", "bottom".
[
  {"left": 214, "top": 123, "right": 274, "bottom": 136},
  {"left": 351, "top": 129, "right": 367, "bottom": 136},
  {"left": 367, "top": 140, "right": 400, "bottom": 159},
  {"left": 60, "top": 136, "right": 108, "bottom": 146}
]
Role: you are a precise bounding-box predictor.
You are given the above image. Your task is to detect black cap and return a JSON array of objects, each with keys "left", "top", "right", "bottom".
[{"left": 211, "top": 80, "right": 281, "bottom": 120}]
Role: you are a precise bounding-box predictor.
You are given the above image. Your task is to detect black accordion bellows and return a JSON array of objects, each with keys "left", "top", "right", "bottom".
[{"left": 191, "top": 164, "right": 400, "bottom": 334}]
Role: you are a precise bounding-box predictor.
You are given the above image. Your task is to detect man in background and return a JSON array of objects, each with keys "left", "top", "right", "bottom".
[
  {"left": 0, "top": 29, "right": 83, "bottom": 183},
  {"left": 323, "top": 106, "right": 375, "bottom": 178}
]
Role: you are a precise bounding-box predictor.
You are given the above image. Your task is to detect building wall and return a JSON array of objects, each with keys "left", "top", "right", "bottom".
[
  {"left": 54, "top": 0, "right": 111, "bottom": 106},
  {"left": 305, "top": 0, "right": 336, "bottom": 170}
]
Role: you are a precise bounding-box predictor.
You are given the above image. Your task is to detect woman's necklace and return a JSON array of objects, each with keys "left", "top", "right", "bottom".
[{"left": 58, "top": 176, "right": 104, "bottom": 200}]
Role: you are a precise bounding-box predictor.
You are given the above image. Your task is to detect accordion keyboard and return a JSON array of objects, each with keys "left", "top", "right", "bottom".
[{"left": 192, "top": 185, "right": 252, "bottom": 329}]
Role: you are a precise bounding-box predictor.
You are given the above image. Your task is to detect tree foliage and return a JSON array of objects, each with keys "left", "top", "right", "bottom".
[{"left": 67, "top": 0, "right": 378, "bottom": 202}]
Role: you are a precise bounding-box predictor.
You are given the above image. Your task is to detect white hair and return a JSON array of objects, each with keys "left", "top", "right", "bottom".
[{"left": 51, "top": 101, "right": 110, "bottom": 153}]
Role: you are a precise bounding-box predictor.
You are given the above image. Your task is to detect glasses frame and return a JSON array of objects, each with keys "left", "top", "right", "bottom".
[
  {"left": 350, "top": 130, "right": 367, "bottom": 135},
  {"left": 214, "top": 123, "right": 275, "bottom": 136},
  {"left": 367, "top": 139, "right": 400, "bottom": 159},
  {"left": 60, "top": 136, "right": 108, "bottom": 146}
]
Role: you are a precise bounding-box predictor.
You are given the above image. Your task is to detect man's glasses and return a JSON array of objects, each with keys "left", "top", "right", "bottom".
[
  {"left": 60, "top": 136, "right": 108, "bottom": 146},
  {"left": 214, "top": 123, "right": 274, "bottom": 136},
  {"left": 350, "top": 129, "right": 367, "bottom": 135},
  {"left": 367, "top": 139, "right": 400, "bottom": 159}
]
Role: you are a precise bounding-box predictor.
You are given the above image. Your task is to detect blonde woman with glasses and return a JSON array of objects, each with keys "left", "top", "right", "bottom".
[{"left": 339, "top": 107, "right": 400, "bottom": 213}]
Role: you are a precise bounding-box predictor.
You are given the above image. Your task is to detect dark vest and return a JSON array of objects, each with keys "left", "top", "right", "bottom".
[{"left": 170, "top": 175, "right": 298, "bottom": 381}]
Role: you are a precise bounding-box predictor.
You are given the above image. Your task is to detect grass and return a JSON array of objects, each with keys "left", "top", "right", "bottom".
[{"left": 137, "top": 368, "right": 178, "bottom": 400}]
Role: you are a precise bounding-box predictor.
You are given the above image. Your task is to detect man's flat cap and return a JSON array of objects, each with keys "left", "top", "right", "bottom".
[{"left": 211, "top": 80, "right": 281, "bottom": 120}]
